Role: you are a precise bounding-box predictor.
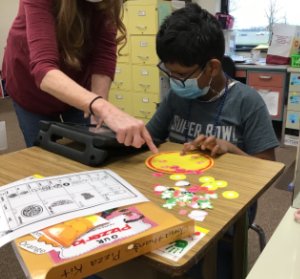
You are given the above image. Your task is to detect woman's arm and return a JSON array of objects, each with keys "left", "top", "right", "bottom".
[
  {"left": 91, "top": 74, "right": 112, "bottom": 100},
  {"left": 41, "top": 69, "right": 158, "bottom": 153}
]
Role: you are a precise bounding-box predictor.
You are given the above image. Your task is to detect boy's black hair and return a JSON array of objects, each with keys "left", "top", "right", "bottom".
[{"left": 156, "top": 3, "right": 225, "bottom": 68}]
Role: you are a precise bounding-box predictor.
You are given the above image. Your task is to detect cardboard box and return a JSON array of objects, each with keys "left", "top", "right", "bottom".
[{"left": 13, "top": 202, "right": 194, "bottom": 279}]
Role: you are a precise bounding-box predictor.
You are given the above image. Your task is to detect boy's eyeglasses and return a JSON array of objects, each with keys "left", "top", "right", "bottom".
[{"left": 157, "top": 62, "right": 201, "bottom": 88}]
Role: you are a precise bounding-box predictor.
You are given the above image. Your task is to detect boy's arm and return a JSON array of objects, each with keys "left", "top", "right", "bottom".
[{"left": 252, "top": 148, "right": 276, "bottom": 161}]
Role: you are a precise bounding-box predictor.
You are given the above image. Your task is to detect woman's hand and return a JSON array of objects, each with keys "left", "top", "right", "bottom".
[
  {"left": 294, "top": 209, "right": 300, "bottom": 223},
  {"left": 181, "top": 134, "right": 237, "bottom": 157},
  {"left": 92, "top": 98, "right": 158, "bottom": 153},
  {"left": 89, "top": 114, "right": 103, "bottom": 128}
]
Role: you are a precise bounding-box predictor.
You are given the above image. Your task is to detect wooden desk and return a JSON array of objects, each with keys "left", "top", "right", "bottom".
[{"left": 0, "top": 143, "right": 285, "bottom": 279}]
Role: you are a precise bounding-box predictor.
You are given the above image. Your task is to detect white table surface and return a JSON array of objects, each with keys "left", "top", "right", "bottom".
[{"left": 246, "top": 206, "right": 300, "bottom": 279}]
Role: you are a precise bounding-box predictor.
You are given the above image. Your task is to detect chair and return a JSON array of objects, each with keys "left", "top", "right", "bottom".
[{"left": 221, "top": 55, "right": 267, "bottom": 251}]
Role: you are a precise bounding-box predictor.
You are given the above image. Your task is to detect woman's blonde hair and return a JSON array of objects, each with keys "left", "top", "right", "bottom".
[{"left": 54, "top": 0, "right": 126, "bottom": 70}]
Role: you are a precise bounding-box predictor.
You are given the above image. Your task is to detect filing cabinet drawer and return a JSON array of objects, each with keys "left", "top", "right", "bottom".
[
  {"left": 289, "top": 73, "right": 300, "bottom": 91},
  {"left": 111, "top": 64, "right": 132, "bottom": 91},
  {"left": 127, "top": 5, "right": 158, "bottom": 35},
  {"left": 252, "top": 86, "right": 284, "bottom": 120},
  {"left": 117, "top": 43, "right": 130, "bottom": 63},
  {"left": 132, "top": 93, "right": 159, "bottom": 119},
  {"left": 131, "top": 36, "right": 158, "bottom": 65},
  {"left": 287, "top": 91, "right": 300, "bottom": 111},
  {"left": 248, "top": 71, "right": 285, "bottom": 88},
  {"left": 132, "top": 65, "right": 160, "bottom": 93},
  {"left": 286, "top": 110, "right": 300, "bottom": 130},
  {"left": 109, "top": 90, "right": 133, "bottom": 114}
]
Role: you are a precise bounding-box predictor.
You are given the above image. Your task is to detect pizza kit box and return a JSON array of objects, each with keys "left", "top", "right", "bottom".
[{"left": 12, "top": 202, "right": 194, "bottom": 279}]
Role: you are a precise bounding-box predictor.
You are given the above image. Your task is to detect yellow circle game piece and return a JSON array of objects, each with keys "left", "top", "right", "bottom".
[
  {"left": 202, "top": 182, "right": 218, "bottom": 191},
  {"left": 199, "top": 176, "right": 215, "bottom": 184},
  {"left": 222, "top": 191, "right": 239, "bottom": 199},
  {"left": 145, "top": 151, "right": 214, "bottom": 174},
  {"left": 169, "top": 174, "right": 187, "bottom": 181},
  {"left": 215, "top": 180, "right": 228, "bottom": 188}
]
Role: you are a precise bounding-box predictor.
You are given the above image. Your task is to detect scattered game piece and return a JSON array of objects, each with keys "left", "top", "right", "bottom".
[
  {"left": 154, "top": 185, "right": 168, "bottom": 193},
  {"left": 187, "top": 185, "right": 202, "bottom": 193},
  {"left": 201, "top": 182, "right": 218, "bottom": 191},
  {"left": 161, "top": 190, "right": 174, "bottom": 199},
  {"left": 163, "top": 200, "right": 177, "bottom": 209},
  {"left": 205, "top": 193, "right": 218, "bottom": 199},
  {"left": 197, "top": 200, "right": 213, "bottom": 209},
  {"left": 151, "top": 171, "right": 231, "bottom": 217},
  {"left": 178, "top": 209, "right": 188, "bottom": 216},
  {"left": 188, "top": 210, "right": 208, "bottom": 221},
  {"left": 199, "top": 176, "right": 215, "bottom": 183},
  {"left": 175, "top": 180, "right": 190, "bottom": 187},
  {"left": 222, "top": 191, "right": 239, "bottom": 199},
  {"left": 145, "top": 151, "right": 214, "bottom": 174},
  {"left": 152, "top": 172, "right": 164, "bottom": 177},
  {"left": 188, "top": 202, "right": 200, "bottom": 209}
]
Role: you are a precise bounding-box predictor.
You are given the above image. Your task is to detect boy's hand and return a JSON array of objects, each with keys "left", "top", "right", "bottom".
[{"left": 181, "top": 134, "right": 230, "bottom": 157}]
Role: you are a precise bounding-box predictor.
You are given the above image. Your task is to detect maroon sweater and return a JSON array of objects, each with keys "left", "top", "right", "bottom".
[{"left": 2, "top": 0, "right": 117, "bottom": 116}]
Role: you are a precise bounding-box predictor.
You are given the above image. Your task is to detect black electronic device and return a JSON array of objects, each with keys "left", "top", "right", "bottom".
[{"left": 35, "top": 121, "right": 161, "bottom": 166}]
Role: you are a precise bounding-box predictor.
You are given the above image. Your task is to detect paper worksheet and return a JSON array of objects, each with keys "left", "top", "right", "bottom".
[
  {"left": 257, "top": 90, "right": 279, "bottom": 116},
  {"left": 0, "top": 169, "right": 148, "bottom": 248}
]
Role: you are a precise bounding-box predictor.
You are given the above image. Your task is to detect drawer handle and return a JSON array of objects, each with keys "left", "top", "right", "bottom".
[
  {"left": 115, "top": 95, "right": 124, "bottom": 100},
  {"left": 139, "top": 110, "right": 151, "bottom": 115},
  {"left": 259, "top": 75, "right": 272, "bottom": 80},
  {"left": 113, "top": 81, "right": 124, "bottom": 87},
  {"left": 139, "top": 84, "right": 150, "bottom": 90},
  {"left": 136, "top": 25, "right": 147, "bottom": 31},
  {"left": 137, "top": 56, "right": 149, "bottom": 61}
]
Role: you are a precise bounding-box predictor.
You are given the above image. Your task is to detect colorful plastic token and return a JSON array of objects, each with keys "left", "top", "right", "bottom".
[
  {"left": 154, "top": 185, "right": 168, "bottom": 193},
  {"left": 222, "top": 191, "right": 239, "bottom": 199},
  {"left": 188, "top": 210, "right": 208, "bottom": 221},
  {"left": 152, "top": 172, "right": 164, "bottom": 177},
  {"left": 199, "top": 176, "right": 215, "bottom": 184},
  {"left": 215, "top": 180, "right": 228, "bottom": 188},
  {"left": 175, "top": 180, "right": 190, "bottom": 187},
  {"left": 145, "top": 151, "right": 214, "bottom": 174},
  {"left": 202, "top": 182, "right": 218, "bottom": 191}
]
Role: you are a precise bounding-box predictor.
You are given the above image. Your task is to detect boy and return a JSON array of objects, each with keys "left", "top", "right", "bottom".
[
  {"left": 147, "top": 4, "right": 278, "bottom": 160},
  {"left": 146, "top": 3, "right": 279, "bottom": 278}
]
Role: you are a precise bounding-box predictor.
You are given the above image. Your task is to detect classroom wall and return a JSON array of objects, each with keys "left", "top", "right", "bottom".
[
  {"left": 0, "top": 0, "right": 220, "bottom": 68},
  {"left": 0, "top": 0, "right": 18, "bottom": 66}
]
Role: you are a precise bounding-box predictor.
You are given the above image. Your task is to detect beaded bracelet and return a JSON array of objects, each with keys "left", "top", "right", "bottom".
[{"left": 89, "top": 96, "right": 103, "bottom": 115}]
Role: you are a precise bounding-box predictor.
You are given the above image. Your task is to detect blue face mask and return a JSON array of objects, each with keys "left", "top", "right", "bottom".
[{"left": 170, "top": 71, "right": 211, "bottom": 99}]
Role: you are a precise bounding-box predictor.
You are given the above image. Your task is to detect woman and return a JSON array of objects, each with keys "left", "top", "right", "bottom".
[{"left": 2, "top": 0, "right": 157, "bottom": 152}]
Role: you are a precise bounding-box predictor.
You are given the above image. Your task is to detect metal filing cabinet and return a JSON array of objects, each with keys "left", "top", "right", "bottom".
[{"left": 109, "top": 0, "right": 172, "bottom": 122}]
